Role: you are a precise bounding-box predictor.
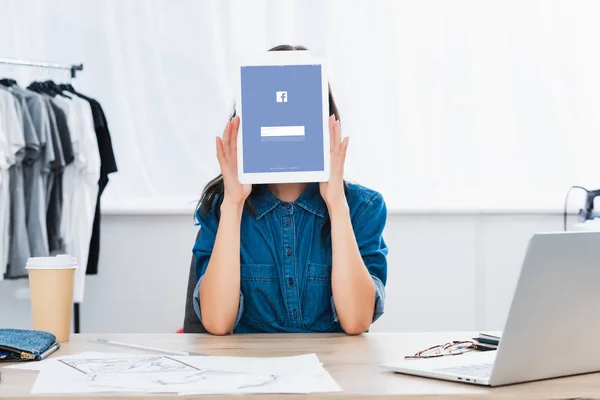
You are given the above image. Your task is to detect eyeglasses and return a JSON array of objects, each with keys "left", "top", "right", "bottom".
[{"left": 405, "top": 341, "right": 476, "bottom": 359}]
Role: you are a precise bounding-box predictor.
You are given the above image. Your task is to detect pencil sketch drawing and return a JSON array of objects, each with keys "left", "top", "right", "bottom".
[
  {"left": 153, "top": 369, "right": 276, "bottom": 387},
  {"left": 56, "top": 356, "right": 277, "bottom": 392},
  {"left": 59, "top": 356, "right": 197, "bottom": 375}
]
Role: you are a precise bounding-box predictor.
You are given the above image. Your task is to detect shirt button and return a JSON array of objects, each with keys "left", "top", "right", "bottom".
[
  {"left": 285, "top": 219, "right": 291, "bottom": 227},
  {"left": 288, "top": 278, "right": 294, "bottom": 287},
  {"left": 284, "top": 203, "right": 291, "bottom": 209},
  {"left": 286, "top": 247, "right": 292, "bottom": 256}
]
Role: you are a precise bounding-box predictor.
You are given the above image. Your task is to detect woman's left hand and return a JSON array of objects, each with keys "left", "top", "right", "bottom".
[{"left": 320, "top": 115, "right": 349, "bottom": 209}]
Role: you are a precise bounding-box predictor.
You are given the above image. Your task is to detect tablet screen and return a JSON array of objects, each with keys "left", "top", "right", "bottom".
[{"left": 240, "top": 64, "right": 325, "bottom": 173}]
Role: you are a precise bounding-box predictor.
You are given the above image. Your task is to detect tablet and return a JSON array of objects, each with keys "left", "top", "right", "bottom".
[{"left": 235, "top": 51, "right": 330, "bottom": 184}]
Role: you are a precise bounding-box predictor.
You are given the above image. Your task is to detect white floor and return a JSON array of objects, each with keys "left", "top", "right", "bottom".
[{"left": 0, "top": 212, "right": 562, "bottom": 333}]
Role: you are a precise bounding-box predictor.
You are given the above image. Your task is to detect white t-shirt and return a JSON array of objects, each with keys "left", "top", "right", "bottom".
[
  {"left": 54, "top": 95, "right": 100, "bottom": 302},
  {"left": 0, "top": 90, "right": 25, "bottom": 279},
  {"left": 0, "top": 95, "right": 7, "bottom": 280}
]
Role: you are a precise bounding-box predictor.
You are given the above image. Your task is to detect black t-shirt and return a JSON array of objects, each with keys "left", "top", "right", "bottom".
[
  {"left": 50, "top": 102, "right": 75, "bottom": 166},
  {"left": 70, "top": 91, "right": 117, "bottom": 275}
]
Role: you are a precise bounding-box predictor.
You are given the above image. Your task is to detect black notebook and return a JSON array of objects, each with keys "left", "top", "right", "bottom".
[{"left": 475, "top": 332, "right": 501, "bottom": 346}]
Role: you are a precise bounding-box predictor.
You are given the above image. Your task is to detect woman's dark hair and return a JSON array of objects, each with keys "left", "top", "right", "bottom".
[{"left": 199, "top": 44, "right": 341, "bottom": 221}]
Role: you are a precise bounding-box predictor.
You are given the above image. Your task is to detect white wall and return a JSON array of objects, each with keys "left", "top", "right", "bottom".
[
  {"left": 0, "top": 212, "right": 561, "bottom": 333},
  {"left": 2, "top": 0, "right": 598, "bottom": 213}
]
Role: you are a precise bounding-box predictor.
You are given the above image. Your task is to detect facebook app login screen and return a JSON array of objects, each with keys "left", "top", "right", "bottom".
[{"left": 240, "top": 64, "right": 325, "bottom": 173}]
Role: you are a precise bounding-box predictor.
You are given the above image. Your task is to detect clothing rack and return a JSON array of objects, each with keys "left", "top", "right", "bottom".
[
  {"left": 1, "top": 56, "right": 84, "bottom": 334},
  {"left": 0, "top": 57, "right": 83, "bottom": 78}
]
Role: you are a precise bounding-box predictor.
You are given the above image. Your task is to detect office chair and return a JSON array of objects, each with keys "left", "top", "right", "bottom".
[{"left": 182, "top": 232, "right": 208, "bottom": 333}]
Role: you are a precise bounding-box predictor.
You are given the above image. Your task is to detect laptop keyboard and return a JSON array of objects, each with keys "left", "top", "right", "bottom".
[{"left": 436, "top": 362, "right": 493, "bottom": 378}]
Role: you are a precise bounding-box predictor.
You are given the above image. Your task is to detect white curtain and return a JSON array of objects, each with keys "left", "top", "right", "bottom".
[{"left": 1, "top": 0, "right": 598, "bottom": 212}]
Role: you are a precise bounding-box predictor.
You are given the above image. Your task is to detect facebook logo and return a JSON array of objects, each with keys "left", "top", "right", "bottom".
[{"left": 276, "top": 91, "right": 288, "bottom": 102}]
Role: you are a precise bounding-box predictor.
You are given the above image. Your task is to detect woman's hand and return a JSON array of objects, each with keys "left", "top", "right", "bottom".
[
  {"left": 320, "top": 115, "right": 349, "bottom": 209},
  {"left": 216, "top": 116, "right": 251, "bottom": 207}
]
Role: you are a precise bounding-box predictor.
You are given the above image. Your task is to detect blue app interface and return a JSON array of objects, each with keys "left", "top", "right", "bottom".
[{"left": 241, "top": 64, "right": 325, "bottom": 173}]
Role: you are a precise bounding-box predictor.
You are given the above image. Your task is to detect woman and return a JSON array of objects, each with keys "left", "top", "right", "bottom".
[{"left": 193, "top": 45, "right": 388, "bottom": 335}]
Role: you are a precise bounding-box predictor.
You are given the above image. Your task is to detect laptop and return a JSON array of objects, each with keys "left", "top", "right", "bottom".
[{"left": 382, "top": 231, "right": 600, "bottom": 386}]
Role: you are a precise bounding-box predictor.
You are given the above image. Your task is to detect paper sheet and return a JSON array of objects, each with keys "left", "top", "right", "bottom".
[
  {"left": 383, "top": 350, "right": 497, "bottom": 371},
  {"left": 5, "top": 352, "right": 341, "bottom": 395},
  {"left": 30, "top": 369, "right": 279, "bottom": 395},
  {"left": 4, "top": 352, "right": 140, "bottom": 371}
]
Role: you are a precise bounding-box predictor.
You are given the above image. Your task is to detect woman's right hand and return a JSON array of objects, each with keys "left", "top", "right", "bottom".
[{"left": 216, "top": 116, "right": 251, "bottom": 207}]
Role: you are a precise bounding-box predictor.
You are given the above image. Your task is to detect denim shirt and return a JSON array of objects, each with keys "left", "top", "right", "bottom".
[{"left": 192, "top": 182, "right": 388, "bottom": 333}]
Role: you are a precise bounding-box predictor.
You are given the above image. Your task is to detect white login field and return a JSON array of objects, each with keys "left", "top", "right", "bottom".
[{"left": 260, "top": 126, "right": 306, "bottom": 137}]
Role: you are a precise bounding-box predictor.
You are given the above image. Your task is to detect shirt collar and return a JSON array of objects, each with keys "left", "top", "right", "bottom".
[
  {"left": 252, "top": 187, "right": 280, "bottom": 220},
  {"left": 295, "top": 183, "right": 326, "bottom": 217},
  {"left": 252, "top": 183, "right": 326, "bottom": 219}
]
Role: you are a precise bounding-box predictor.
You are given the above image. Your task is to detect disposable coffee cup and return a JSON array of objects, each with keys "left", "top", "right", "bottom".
[{"left": 26, "top": 255, "right": 78, "bottom": 342}]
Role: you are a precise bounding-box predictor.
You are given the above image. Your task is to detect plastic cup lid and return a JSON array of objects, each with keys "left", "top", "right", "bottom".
[{"left": 26, "top": 254, "right": 79, "bottom": 270}]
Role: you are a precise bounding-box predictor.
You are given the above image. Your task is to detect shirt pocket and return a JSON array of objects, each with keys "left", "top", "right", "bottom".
[
  {"left": 302, "top": 263, "right": 335, "bottom": 330},
  {"left": 240, "top": 264, "right": 283, "bottom": 325}
]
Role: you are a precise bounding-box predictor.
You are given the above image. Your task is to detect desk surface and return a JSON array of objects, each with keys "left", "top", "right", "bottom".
[{"left": 1, "top": 332, "right": 599, "bottom": 399}]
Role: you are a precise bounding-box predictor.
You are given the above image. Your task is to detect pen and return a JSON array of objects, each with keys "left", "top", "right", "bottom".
[
  {"left": 91, "top": 338, "right": 206, "bottom": 356},
  {"left": 36, "top": 343, "right": 61, "bottom": 361}
]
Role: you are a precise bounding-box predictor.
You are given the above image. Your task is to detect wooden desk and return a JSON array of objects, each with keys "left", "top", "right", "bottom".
[{"left": 1, "top": 332, "right": 599, "bottom": 399}]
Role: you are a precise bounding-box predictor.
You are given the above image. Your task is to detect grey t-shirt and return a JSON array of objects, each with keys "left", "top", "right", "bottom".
[
  {"left": 10, "top": 87, "right": 51, "bottom": 258},
  {"left": 5, "top": 92, "right": 31, "bottom": 278}
]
